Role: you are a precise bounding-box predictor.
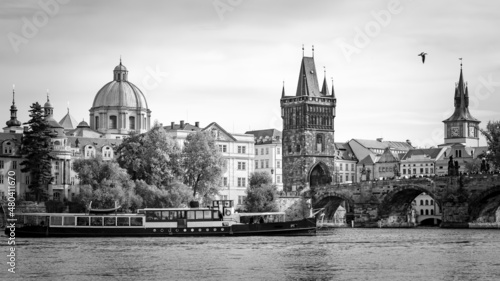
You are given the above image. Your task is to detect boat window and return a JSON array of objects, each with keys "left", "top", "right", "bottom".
[
  {"left": 63, "top": 217, "right": 75, "bottom": 226},
  {"left": 130, "top": 217, "right": 143, "bottom": 226},
  {"left": 178, "top": 211, "right": 186, "bottom": 219},
  {"left": 146, "top": 211, "right": 158, "bottom": 222},
  {"left": 154, "top": 211, "right": 162, "bottom": 220},
  {"left": 77, "top": 217, "right": 90, "bottom": 226},
  {"left": 104, "top": 217, "right": 116, "bottom": 226},
  {"left": 204, "top": 211, "right": 212, "bottom": 219},
  {"left": 195, "top": 211, "right": 204, "bottom": 220},
  {"left": 117, "top": 217, "right": 129, "bottom": 226},
  {"left": 187, "top": 211, "right": 195, "bottom": 220},
  {"left": 171, "top": 211, "right": 178, "bottom": 220},
  {"left": 91, "top": 217, "right": 103, "bottom": 226},
  {"left": 50, "top": 216, "right": 63, "bottom": 226},
  {"left": 213, "top": 211, "right": 220, "bottom": 219}
]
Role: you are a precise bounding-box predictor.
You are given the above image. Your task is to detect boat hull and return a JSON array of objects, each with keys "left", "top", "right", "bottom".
[{"left": 4, "top": 218, "right": 316, "bottom": 237}]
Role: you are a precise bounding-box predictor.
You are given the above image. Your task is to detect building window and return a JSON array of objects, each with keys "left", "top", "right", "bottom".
[
  {"left": 277, "top": 161, "right": 281, "bottom": 169},
  {"left": 420, "top": 168, "right": 423, "bottom": 174},
  {"left": 55, "top": 161, "right": 59, "bottom": 171},
  {"left": 129, "top": 116, "right": 135, "bottom": 130},
  {"left": 109, "top": 115, "right": 117, "bottom": 129},
  {"left": 339, "top": 163, "right": 343, "bottom": 171},
  {"left": 54, "top": 173, "right": 59, "bottom": 185},
  {"left": 277, "top": 147, "right": 280, "bottom": 155},
  {"left": 265, "top": 160, "right": 269, "bottom": 168},
  {"left": 431, "top": 209, "right": 434, "bottom": 215},
  {"left": 237, "top": 177, "right": 246, "bottom": 187},
  {"left": 12, "top": 161, "right": 17, "bottom": 169},
  {"left": 413, "top": 169, "right": 416, "bottom": 174},
  {"left": 346, "top": 174, "right": 349, "bottom": 182},
  {"left": 237, "top": 162, "right": 246, "bottom": 170},
  {"left": 71, "top": 177, "right": 75, "bottom": 185},
  {"left": 223, "top": 177, "right": 228, "bottom": 187},
  {"left": 316, "top": 134, "right": 325, "bottom": 152},
  {"left": 403, "top": 169, "right": 406, "bottom": 174},
  {"left": 255, "top": 149, "right": 258, "bottom": 155},
  {"left": 238, "top": 146, "right": 246, "bottom": 154},
  {"left": 219, "top": 145, "right": 227, "bottom": 153},
  {"left": 296, "top": 145, "right": 300, "bottom": 153},
  {"left": 0, "top": 160, "right": 3, "bottom": 169},
  {"left": 425, "top": 200, "right": 429, "bottom": 205},
  {"left": 25, "top": 175, "right": 30, "bottom": 184},
  {"left": 277, "top": 175, "right": 281, "bottom": 183},
  {"left": 339, "top": 174, "right": 343, "bottom": 183},
  {"left": 238, "top": 196, "right": 246, "bottom": 205},
  {"left": 287, "top": 146, "right": 292, "bottom": 154},
  {"left": 420, "top": 200, "right": 423, "bottom": 205},
  {"left": 266, "top": 148, "right": 269, "bottom": 155},
  {"left": 255, "top": 160, "right": 258, "bottom": 169},
  {"left": 95, "top": 116, "right": 99, "bottom": 129},
  {"left": 0, "top": 175, "right": 3, "bottom": 184},
  {"left": 261, "top": 148, "right": 264, "bottom": 155},
  {"left": 420, "top": 209, "right": 424, "bottom": 215},
  {"left": 425, "top": 209, "right": 429, "bottom": 215}
]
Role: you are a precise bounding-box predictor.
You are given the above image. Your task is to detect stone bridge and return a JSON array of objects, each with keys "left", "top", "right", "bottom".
[{"left": 311, "top": 175, "right": 500, "bottom": 228}]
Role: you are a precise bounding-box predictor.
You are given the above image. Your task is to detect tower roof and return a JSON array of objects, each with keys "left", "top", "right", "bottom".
[
  {"left": 443, "top": 65, "right": 479, "bottom": 123},
  {"left": 6, "top": 88, "right": 21, "bottom": 127},
  {"left": 58, "top": 109, "right": 79, "bottom": 130},
  {"left": 295, "top": 57, "right": 321, "bottom": 97}
]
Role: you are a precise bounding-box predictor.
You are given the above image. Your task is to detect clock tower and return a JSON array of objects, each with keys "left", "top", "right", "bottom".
[
  {"left": 280, "top": 49, "right": 337, "bottom": 192},
  {"left": 443, "top": 63, "right": 480, "bottom": 146}
]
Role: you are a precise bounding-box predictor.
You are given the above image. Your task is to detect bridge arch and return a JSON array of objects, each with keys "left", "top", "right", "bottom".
[
  {"left": 468, "top": 185, "right": 500, "bottom": 222},
  {"left": 313, "top": 192, "right": 354, "bottom": 224},
  {"left": 378, "top": 185, "right": 441, "bottom": 222}
]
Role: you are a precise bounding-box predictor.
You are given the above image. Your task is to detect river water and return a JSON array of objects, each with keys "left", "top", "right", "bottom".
[{"left": 3, "top": 228, "right": 500, "bottom": 281}]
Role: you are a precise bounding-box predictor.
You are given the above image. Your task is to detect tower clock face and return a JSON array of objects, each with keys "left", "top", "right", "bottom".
[
  {"left": 451, "top": 127, "right": 459, "bottom": 137},
  {"left": 469, "top": 127, "right": 475, "bottom": 137}
]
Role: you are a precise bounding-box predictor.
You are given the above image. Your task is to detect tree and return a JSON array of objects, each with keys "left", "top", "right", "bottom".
[
  {"left": 72, "top": 155, "right": 140, "bottom": 210},
  {"left": 20, "top": 102, "right": 55, "bottom": 202},
  {"left": 116, "top": 124, "right": 182, "bottom": 187},
  {"left": 249, "top": 171, "right": 272, "bottom": 187},
  {"left": 244, "top": 184, "right": 279, "bottom": 212},
  {"left": 182, "top": 131, "right": 225, "bottom": 200},
  {"left": 480, "top": 121, "right": 500, "bottom": 169},
  {"left": 464, "top": 158, "right": 481, "bottom": 174},
  {"left": 134, "top": 180, "right": 193, "bottom": 208}
]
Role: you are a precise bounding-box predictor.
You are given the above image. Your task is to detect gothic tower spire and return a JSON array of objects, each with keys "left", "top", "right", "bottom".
[{"left": 6, "top": 85, "right": 21, "bottom": 127}]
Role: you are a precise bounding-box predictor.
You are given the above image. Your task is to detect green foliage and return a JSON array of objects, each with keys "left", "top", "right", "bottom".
[
  {"left": 182, "top": 131, "right": 225, "bottom": 200},
  {"left": 480, "top": 121, "right": 500, "bottom": 169},
  {"left": 244, "top": 184, "right": 279, "bottom": 212},
  {"left": 20, "top": 102, "right": 55, "bottom": 202},
  {"left": 464, "top": 158, "right": 481, "bottom": 174},
  {"left": 116, "top": 125, "right": 182, "bottom": 186},
  {"left": 45, "top": 200, "right": 65, "bottom": 213},
  {"left": 134, "top": 180, "right": 193, "bottom": 208},
  {"left": 249, "top": 171, "right": 273, "bottom": 187},
  {"left": 72, "top": 156, "right": 140, "bottom": 210}
]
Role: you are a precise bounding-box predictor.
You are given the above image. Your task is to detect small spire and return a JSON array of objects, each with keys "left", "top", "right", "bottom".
[
  {"left": 331, "top": 77, "right": 335, "bottom": 98},
  {"left": 46, "top": 89, "right": 50, "bottom": 102},
  {"left": 302, "top": 44, "right": 304, "bottom": 57},
  {"left": 67, "top": 101, "right": 70, "bottom": 113},
  {"left": 12, "top": 84, "right": 15, "bottom": 105},
  {"left": 459, "top": 57, "right": 462, "bottom": 69},
  {"left": 281, "top": 80, "right": 285, "bottom": 97},
  {"left": 312, "top": 45, "right": 314, "bottom": 58},
  {"left": 120, "top": 55, "right": 122, "bottom": 65}
]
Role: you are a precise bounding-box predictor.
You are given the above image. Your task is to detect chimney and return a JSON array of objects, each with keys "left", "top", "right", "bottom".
[
  {"left": 195, "top": 121, "right": 199, "bottom": 128},
  {"left": 171, "top": 122, "right": 174, "bottom": 129},
  {"left": 180, "top": 120, "right": 184, "bottom": 129},
  {"left": 376, "top": 138, "right": 383, "bottom": 142},
  {"left": 406, "top": 139, "right": 412, "bottom": 146}
]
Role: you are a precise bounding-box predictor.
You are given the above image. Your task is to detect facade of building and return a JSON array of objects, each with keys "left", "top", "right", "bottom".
[
  {"left": 245, "top": 129, "right": 283, "bottom": 190},
  {"left": 280, "top": 52, "right": 337, "bottom": 192},
  {"left": 349, "top": 138, "right": 413, "bottom": 181},
  {"left": 411, "top": 193, "right": 442, "bottom": 226},
  {"left": 400, "top": 148, "right": 447, "bottom": 178},
  {"left": 164, "top": 121, "right": 254, "bottom": 207},
  {"left": 333, "top": 142, "right": 357, "bottom": 183}
]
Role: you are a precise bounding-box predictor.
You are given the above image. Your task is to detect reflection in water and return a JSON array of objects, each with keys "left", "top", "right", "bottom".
[{"left": 6, "top": 228, "right": 500, "bottom": 281}]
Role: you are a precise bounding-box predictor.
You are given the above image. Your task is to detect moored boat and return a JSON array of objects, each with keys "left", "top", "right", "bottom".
[{"left": 4, "top": 200, "right": 316, "bottom": 237}]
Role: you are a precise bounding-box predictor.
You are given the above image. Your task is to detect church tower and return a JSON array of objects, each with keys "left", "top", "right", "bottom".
[
  {"left": 443, "top": 62, "right": 480, "bottom": 146},
  {"left": 280, "top": 48, "right": 337, "bottom": 192},
  {"left": 4, "top": 86, "right": 23, "bottom": 133}
]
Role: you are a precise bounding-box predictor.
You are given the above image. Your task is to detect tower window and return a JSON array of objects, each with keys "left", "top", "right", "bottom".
[
  {"left": 316, "top": 134, "right": 325, "bottom": 152},
  {"left": 95, "top": 116, "right": 99, "bottom": 129},
  {"left": 109, "top": 116, "right": 117, "bottom": 129}
]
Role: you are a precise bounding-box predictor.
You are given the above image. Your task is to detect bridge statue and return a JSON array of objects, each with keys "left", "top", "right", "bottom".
[{"left": 448, "top": 156, "right": 454, "bottom": 176}]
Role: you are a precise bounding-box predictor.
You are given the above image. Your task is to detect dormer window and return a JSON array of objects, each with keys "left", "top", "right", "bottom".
[{"left": 3, "top": 141, "right": 14, "bottom": 154}]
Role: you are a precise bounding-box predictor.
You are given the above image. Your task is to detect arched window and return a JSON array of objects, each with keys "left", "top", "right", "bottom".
[
  {"left": 296, "top": 145, "right": 301, "bottom": 153},
  {"left": 425, "top": 209, "right": 429, "bottom": 215},
  {"left": 430, "top": 200, "right": 434, "bottom": 205},
  {"left": 109, "top": 116, "right": 117, "bottom": 129},
  {"left": 53, "top": 192, "right": 60, "bottom": 201},
  {"left": 420, "top": 209, "right": 424, "bottom": 215},
  {"left": 316, "top": 134, "right": 324, "bottom": 152},
  {"left": 129, "top": 116, "right": 135, "bottom": 130},
  {"left": 420, "top": 200, "right": 423, "bottom": 205},
  {"left": 431, "top": 209, "right": 434, "bottom": 215},
  {"left": 95, "top": 116, "right": 99, "bottom": 129},
  {"left": 425, "top": 200, "right": 429, "bottom": 205}
]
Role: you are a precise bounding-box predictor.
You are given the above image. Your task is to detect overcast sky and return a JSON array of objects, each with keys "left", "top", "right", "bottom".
[{"left": 1, "top": 0, "right": 499, "bottom": 147}]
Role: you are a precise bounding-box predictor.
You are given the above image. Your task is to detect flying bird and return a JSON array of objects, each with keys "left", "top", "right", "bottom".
[{"left": 418, "top": 52, "right": 427, "bottom": 64}]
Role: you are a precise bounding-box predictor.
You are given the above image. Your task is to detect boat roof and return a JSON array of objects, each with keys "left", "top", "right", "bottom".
[
  {"left": 236, "top": 212, "right": 286, "bottom": 216},
  {"left": 15, "top": 213, "right": 141, "bottom": 216},
  {"left": 141, "top": 207, "right": 212, "bottom": 211}
]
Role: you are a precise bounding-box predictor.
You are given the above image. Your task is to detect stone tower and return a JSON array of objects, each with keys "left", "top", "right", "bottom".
[
  {"left": 280, "top": 50, "right": 337, "bottom": 192},
  {"left": 443, "top": 62, "right": 480, "bottom": 146}
]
